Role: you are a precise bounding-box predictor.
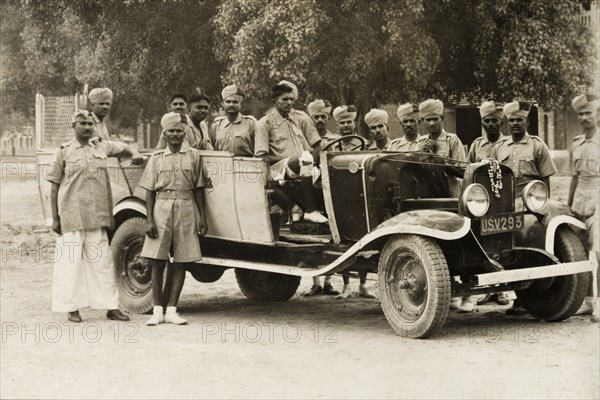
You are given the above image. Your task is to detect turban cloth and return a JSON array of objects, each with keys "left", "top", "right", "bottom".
[
  {"left": 333, "top": 105, "right": 357, "bottom": 122},
  {"left": 479, "top": 101, "right": 504, "bottom": 119},
  {"left": 503, "top": 101, "right": 530, "bottom": 119},
  {"left": 277, "top": 80, "right": 298, "bottom": 100},
  {"left": 72, "top": 110, "right": 93, "bottom": 124},
  {"left": 271, "top": 84, "right": 294, "bottom": 100},
  {"left": 572, "top": 94, "right": 600, "bottom": 113},
  {"left": 307, "top": 100, "right": 331, "bottom": 117},
  {"left": 221, "top": 85, "right": 245, "bottom": 102},
  {"left": 88, "top": 88, "right": 113, "bottom": 104},
  {"left": 161, "top": 112, "right": 187, "bottom": 132},
  {"left": 364, "top": 108, "right": 389, "bottom": 127},
  {"left": 419, "top": 99, "right": 444, "bottom": 118},
  {"left": 397, "top": 103, "right": 419, "bottom": 121}
]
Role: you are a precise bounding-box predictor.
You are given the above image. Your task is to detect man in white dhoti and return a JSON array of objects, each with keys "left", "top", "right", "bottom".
[{"left": 47, "top": 110, "right": 143, "bottom": 322}]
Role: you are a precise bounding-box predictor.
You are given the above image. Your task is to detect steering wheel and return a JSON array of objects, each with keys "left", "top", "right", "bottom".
[{"left": 322, "top": 135, "right": 367, "bottom": 152}]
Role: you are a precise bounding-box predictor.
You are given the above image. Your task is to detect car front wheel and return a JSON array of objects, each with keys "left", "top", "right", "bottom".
[
  {"left": 516, "top": 226, "right": 590, "bottom": 321},
  {"left": 378, "top": 234, "right": 451, "bottom": 338}
]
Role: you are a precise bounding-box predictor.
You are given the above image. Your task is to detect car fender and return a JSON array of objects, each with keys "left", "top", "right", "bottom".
[
  {"left": 517, "top": 199, "right": 587, "bottom": 254},
  {"left": 113, "top": 197, "right": 147, "bottom": 218},
  {"left": 371, "top": 210, "right": 471, "bottom": 241}
]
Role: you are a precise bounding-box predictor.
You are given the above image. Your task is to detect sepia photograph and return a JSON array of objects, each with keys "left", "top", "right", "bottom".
[{"left": 1, "top": 0, "right": 599, "bottom": 399}]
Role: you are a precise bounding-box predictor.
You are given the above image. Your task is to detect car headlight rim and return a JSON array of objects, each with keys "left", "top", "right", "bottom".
[
  {"left": 522, "top": 180, "right": 548, "bottom": 212},
  {"left": 461, "top": 183, "right": 490, "bottom": 217}
]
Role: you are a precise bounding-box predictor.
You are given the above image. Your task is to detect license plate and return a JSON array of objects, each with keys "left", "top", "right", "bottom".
[{"left": 480, "top": 212, "right": 524, "bottom": 236}]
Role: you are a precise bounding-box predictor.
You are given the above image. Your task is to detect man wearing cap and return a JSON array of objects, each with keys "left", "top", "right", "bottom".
[
  {"left": 141, "top": 112, "right": 208, "bottom": 326},
  {"left": 210, "top": 85, "right": 256, "bottom": 157},
  {"left": 419, "top": 99, "right": 467, "bottom": 197},
  {"left": 469, "top": 101, "right": 511, "bottom": 307},
  {"left": 46, "top": 110, "right": 144, "bottom": 323},
  {"left": 307, "top": 99, "right": 340, "bottom": 148},
  {"left": 491, "top": 101, "right": 557, "bottom": 316},
  {"left": 88, "top": 87, "right": 113, "bottom": 140},
  {"left": 156, "top": 94, "right": 213, "bottom": 151},
  {"left": 569, "top": 94, "right": 600, "bottom": 322},
  {"left": 389, "top": 103, "right": 422, "bottom": 151},
  {"left": 365, "top": 108, "right": 392, "bottom": 151},
  {"left": 255, "top": 80, "right": 328, "bottom": 224}
]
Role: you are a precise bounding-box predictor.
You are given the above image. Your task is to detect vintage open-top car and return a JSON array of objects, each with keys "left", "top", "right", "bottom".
[{"left": 37, "top": 139, "right": 597, "bottom": 338}]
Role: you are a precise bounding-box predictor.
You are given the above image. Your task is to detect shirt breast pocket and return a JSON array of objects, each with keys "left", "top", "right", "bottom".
[{"left": 518, "top": 159, "right": 539, "bottom": 178}]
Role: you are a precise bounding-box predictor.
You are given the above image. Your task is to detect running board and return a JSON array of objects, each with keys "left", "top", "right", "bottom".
[{"left": 474, "top": 253, "right": 597, "bottom": 286}]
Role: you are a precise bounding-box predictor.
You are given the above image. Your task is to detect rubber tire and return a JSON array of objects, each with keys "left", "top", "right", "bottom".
[
  {"left": 235, "top": 269, "right": 301, "bottom": 301},
  {"left": 378, "top": 234, "right": 451, "bottom": 339},
  {"left": 111, "top": 217, "right": 154, "bottom": 313},
  {"left": 516, "top": 226, "right": 590, "bottom": 321}
]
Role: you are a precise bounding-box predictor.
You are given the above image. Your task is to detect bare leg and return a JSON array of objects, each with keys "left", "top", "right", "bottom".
[
  {"left": 167, "top": 263, "right": 187, "bottom": 307},
  {"left": 149, "top": 259, "right": 166, "bottom": 306},
  {"left": 336, "top": 273, "right": 352, "bottom": 299}
]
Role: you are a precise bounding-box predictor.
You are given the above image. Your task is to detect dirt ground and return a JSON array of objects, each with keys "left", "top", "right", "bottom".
[{"left": 1, "top": 162, "right": 599, "bottom": 399}]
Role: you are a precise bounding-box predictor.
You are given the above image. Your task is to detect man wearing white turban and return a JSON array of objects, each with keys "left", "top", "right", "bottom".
[
  {"left": 419, "top": 99, "right": 467, "bottom": 197},
  {"left": 389, "top": 103, "right": 422, "bottom": 151},
  {"left": 140, "top": 112, "right": 208, "bottom": 326},
  {"left": 364, "top": 108, "right": 392, "bottom": 151},
  {"left": 569, "top": 94, "right": 600, "bottom": 322},
  {"left": 210, "top": 85, "right": 256, "bottom": 157},
  {"left": 490, "top": 101, "right": 557, "bottom": 316},
  {"left": 307, "top": 99, "right": 340, "bottom": 148},
  {"left": 88, "top": 87, "right": 113, "bottom": 140},
  {"left": 46, "top": 110, "right": 143, "bottom": 323}
]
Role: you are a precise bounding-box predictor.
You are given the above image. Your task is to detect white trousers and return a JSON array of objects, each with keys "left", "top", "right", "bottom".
[{"left": 52, "top": 228, "right": 119, "bottom": 312}]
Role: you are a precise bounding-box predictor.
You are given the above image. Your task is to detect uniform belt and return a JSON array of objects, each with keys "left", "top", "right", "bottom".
[{"left": 156, "top": 190, "right": 193, "bottom": 200}]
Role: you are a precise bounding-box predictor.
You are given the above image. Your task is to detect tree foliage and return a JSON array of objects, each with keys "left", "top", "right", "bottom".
[{"left": 0, "top": 0, "right": 596, "bottom": 134}]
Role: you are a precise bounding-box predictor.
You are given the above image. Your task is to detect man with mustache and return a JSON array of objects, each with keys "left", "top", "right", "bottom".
[
  {"left": 307, "top": 99, "right": 340, "bottom": 148},
  {"left": 88, "top": 87, "right": 113, "bottom": 140},
  {"left": 569, "top": 94, "right": 600, "bottom": 322},
  {"left": 365, "top": 108, "right": 392, "bottom": 151},
  {"left": 46, "top": 110, "right": 144, "bottom": 323},
  {"left": 491, "top": 100, "right": 557, "bottom": 316},
  {"left": 210, "top": 85, "right": 256, "bottom": 157},
  {"left": 141, "top": 112, "right": 208, "bottom": 326},
  {"left": 389, "top": 103, "right": 422, "bottom": 151}
]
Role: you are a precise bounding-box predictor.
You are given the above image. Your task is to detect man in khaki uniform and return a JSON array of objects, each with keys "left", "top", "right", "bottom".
[
  {"left": 88, "top": 87, "right": 113, "bottom": 140},
  {"left": 491, "top": 100, "right": 557, "bottom": 315},
  {"left": 307, "top": 99, "right": 340, "bottom": 148},
  {"left": 46, "top": 110, "right": 143, "bottom": 322},
  {"left": 365, "top": 108, "right": 392, "bottom": 151},
  {"left": 210, "top": 85, "right": 256, "bottom": 157},
  {"left": 141, "top": 112, "right": 208, "bottom": 326},
  {"left": 156, "top": 94, "right": 214, "bottom": 151},
  {"left": 254, "top": 80, "right": 327, "bottom": 224},
  {"left": 389, "top": 103, "right": 421, "bottom": 151},
  {"left": 468, "top": 101, "right": 511, "bottom": 307},
  {"left": 569, "top": 94, "right": 600, "bottom": 322}
]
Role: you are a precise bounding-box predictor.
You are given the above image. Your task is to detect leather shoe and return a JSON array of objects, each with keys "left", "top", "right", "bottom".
[
  {"left": 68, "top": 311, "right": 82, "bottom": 323},
  {"left": 304, "top": 285, "right": 323, "bottom": 296},
  {"left": 322, "top": 284, "right": 340, "bottom": 296},
  {"left": 496, "top": 292, "right": 510, "bottom": 305},
  {"left": 506, "top": 300, "right": 528, "bottom": 316},
  {"left": 477, "top": 293, "right": 497, "bottom": 305},
  {"left": 107, "top": 309, "right": 130, "bottom": 321}
]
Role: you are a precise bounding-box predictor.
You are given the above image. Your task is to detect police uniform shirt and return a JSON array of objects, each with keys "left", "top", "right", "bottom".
[
  {"left": 209, "top": 114, "right": 256, "bottom": 157},
  {"left": 491, "top": 132, "right": 557, "bottom": 191},
  {"left": 368, "top": 138, "right": 391, "bottom": 151},
  {"left": 156, "top": 116, "right": 213, "bottom": 151},
  {"left": 421, "top": 130, "right": 467, "bottom": 161},
  {"left": 254, "top": 108, "right": 321, "bottom": 161},
  {"left": 467, "top": 135, "right": 507, "bottom": 163},
  {"left": 320, "top": 130, "right": 341, "bottom": 149},
  {"left": 45, "top": 137, "right": 128, "bottom": 233},
  {"left": 388, "top": 135, "right": 422, "bottom": 152},
  {"left": 571, "top": 129, "right": 600, "bottom": 178}
]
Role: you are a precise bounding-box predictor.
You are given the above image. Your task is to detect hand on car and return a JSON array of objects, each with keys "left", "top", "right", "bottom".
[{"left": 131, "top": 155, "right": 145, "bottom": 165}]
